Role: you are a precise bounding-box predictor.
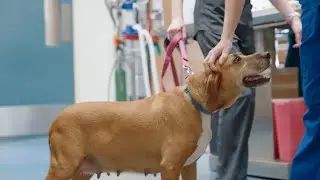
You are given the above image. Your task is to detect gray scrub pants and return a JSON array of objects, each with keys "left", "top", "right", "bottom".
[{"left": 194, "top": 27, "right": 256, "bottom": 180}]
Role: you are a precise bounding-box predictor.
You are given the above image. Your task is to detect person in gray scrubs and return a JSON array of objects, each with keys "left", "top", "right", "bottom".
[
  {"left": 194, "top": 1, "right": 256, "bottom": 179},
  {"left": 167, "top": 0, "right": 302, "bottom": 179}
]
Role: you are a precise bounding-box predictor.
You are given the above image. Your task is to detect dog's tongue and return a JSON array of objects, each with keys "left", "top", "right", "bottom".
[{"left": 245, "top": 75, "right": 261, "bottom": 82}]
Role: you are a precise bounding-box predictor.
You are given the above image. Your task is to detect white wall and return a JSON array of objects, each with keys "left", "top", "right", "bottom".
[
  {"left": 73, "top": 0, "right": 115, "bottom": 103},
  {"left": 183, "top": 0, "right": 195, "bottom": 24}
]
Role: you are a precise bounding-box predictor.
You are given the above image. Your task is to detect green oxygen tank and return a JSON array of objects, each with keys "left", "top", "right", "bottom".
[
  {"left": 115, "top": 63, "right": 127, "bottom": 101},
  {"left": 154, "top": 42, "right": 162, "bottom": 56}
]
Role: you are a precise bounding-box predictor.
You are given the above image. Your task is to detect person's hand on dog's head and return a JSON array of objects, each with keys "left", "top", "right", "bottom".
[
  {"left": 204, "top": 39, "right": 233, "bottom": 72},
  {"left": 202, "top": 58, "right": 221, "bottom": 76}
]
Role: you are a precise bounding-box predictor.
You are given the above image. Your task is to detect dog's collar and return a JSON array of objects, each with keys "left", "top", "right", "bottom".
[{"left": 184, "top": 84, "right": 211, "bottom": 115}]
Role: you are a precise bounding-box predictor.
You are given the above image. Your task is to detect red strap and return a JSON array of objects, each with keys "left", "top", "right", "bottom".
[{"left": 161, "top": 31, "right": 190, "bottom": 92}]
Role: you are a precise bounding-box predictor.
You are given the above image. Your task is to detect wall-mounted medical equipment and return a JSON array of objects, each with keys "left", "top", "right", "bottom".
[{"left": 105, "top": 0, "right": 164, "bottom": 101}]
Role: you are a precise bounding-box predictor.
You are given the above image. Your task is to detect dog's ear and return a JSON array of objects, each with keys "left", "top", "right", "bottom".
[{"left": 202, "top": 71, "right": 222, "bottom": 112}]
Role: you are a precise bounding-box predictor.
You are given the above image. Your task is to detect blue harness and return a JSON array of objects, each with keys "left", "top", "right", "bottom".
[{"left": 183, "top": 84, "right": 211, "bottom": 115}]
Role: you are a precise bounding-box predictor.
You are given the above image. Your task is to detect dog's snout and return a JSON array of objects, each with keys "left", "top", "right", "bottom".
[{"left": 262, "top": 52, "right": 270, "bottom": 59}]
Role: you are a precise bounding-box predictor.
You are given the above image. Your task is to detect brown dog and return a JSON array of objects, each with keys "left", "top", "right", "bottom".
[{"left": 45, "top": 52, "right": 271, "bottom": 180}]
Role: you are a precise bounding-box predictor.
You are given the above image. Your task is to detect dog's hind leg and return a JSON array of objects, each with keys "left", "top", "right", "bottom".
[
  {"left": 45, "top": 130, "right": 85, "bottom": 180},
  {"left": 181, "top": 162, "right": 197, "bottom": 180},
  {"left": 45, "top": 155, "right": 80, "bottom": 180}
]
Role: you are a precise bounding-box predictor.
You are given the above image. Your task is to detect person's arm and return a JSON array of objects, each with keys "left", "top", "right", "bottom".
[
  {"left": 268, "top": 0, "right": 300, "bottom": 24},
  {"left": 220, "top": 0, "right": 246, "bottom": 41},
  {"left": 269, "top": 0, "right": 302, "bottom": 47},
  {"left": 171, "top": 0, "right": 184, "bottom": 20},
  {"left": 204, "top": 0, "right": 246, "bottom": 66},
  {"left": 167, "top": 0, "right": 185, "bottom": 39}
]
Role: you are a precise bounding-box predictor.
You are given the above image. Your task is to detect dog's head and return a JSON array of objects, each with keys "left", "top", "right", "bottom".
[
  {"left": 210, "top": 52, "right": 271, "bottom": 88},
  {"left": 187, "top": 52, "right": 271, "bottom": 112}
]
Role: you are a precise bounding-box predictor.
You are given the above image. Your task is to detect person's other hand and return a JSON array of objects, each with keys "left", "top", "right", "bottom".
[
  {"left": 290, "top": 16, "right": 302, "bottom": 48},
  {"left": 167, "top": 18, "right": 186, "bottom": 39},
  {"left": 204, "top": 39, "right": 233, "bottom": 71}
]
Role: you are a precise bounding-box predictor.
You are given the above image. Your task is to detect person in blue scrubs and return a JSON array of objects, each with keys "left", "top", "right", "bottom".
[{"left": 290, "top": 1, "right": 320, "bottom": 179}]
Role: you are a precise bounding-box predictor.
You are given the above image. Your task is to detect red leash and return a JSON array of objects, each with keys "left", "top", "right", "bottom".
[{"left": 161, "top": 31, "right": 193, "bottom": 92}]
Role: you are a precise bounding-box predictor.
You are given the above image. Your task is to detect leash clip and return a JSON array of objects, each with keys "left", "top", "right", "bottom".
[{"left": 183, "top": 65, "right": 193, "bottom": 77}]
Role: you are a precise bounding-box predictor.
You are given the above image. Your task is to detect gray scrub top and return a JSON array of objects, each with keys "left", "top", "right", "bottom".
[{"left": 193, "top": 0, "right": 253, "bottom": 34}]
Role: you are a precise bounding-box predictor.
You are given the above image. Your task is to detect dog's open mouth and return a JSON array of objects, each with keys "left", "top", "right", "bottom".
[{"left": 243, "top": 69, "right": 271, "bottom": 87}]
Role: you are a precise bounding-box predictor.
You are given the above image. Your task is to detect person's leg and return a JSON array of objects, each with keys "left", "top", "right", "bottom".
[
  {"left": 290, "top": 5, "right": 320, "bottom": 180},
  {"left": 195, "top": 30, "right": 256, "bottom": 180}
]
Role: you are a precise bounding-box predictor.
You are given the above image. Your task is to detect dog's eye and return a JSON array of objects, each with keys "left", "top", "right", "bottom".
[{"left": 233, "top": 56, "right": 241, "bottom": 64}]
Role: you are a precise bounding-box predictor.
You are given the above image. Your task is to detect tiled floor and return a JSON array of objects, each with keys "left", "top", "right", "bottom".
[{"left": 0, "top": 136, "right": 268, "bottom": 180}]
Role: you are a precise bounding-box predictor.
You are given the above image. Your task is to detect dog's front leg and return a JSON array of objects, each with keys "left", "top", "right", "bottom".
[
  {"left": 160, "top": 139, "right": 197, "bottom": 180},
  {"left": 181, "top": 161, "right": 197, "bottom": 180},
  {"left": 160, "top": 165, "right": 182, "bottom": 180}
]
